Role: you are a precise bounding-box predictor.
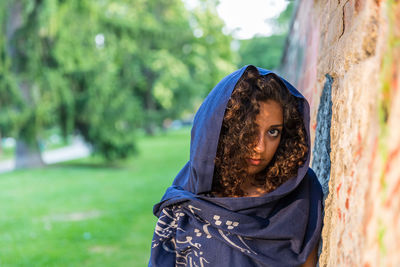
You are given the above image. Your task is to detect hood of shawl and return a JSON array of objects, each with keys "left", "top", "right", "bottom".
[{"left": 170, "top": 65, "right": 311, "bottom": 206}]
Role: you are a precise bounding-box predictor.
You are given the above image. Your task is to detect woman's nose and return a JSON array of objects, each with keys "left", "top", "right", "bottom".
[{"left": 254, "top": 134, "right": 265, "bottom": 153}]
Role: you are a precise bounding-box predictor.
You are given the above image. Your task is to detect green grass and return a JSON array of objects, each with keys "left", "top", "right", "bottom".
[{"left": 0, "top": 128, "right": 191, "bottom": 267}]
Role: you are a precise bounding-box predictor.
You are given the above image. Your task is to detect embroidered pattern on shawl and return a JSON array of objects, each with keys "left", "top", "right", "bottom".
[{"left": 152, "top": 204, "right": 258, "bottom": 266}]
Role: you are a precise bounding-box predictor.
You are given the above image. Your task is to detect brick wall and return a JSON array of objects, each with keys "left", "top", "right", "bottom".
[{"left": 280, "top": 1, "right": 400, "bottom": 266}]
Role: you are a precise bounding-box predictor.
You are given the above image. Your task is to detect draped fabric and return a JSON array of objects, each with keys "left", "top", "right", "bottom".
[{"left": 149, "top": 65, "right": 323, "bottom": 267}]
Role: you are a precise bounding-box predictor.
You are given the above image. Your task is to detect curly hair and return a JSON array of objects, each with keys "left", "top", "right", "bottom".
[{"left": 211, "top": 66, "right": 308, "bottom": 197}]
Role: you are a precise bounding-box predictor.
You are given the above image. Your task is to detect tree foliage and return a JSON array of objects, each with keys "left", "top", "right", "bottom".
[
  {"left": 0, "top": 0, "right": 236, "bottom": 162},
  {"left": 238, "top": 35, "right": 287, "bottom": 70}
]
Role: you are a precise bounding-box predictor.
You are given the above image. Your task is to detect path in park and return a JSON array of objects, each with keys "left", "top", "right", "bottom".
[{"left": 0, "top": 137, "right": 91, "bottom": 174}]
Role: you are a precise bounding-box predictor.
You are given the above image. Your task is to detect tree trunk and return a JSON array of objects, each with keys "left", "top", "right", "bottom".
[
  {"left": 15, "top": 140, "right": 44, "bottom": 168},
  {"left": 7, "top": 0, "right": 44, "bottom": 168},
  {"left": 143, "top": 68, "right": 157, "bottom": 135},
  {"left": 0, "top": 130, "right": 2, "bottom": 157}
]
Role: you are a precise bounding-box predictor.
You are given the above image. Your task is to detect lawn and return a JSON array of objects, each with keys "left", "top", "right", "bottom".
[{"left": 0, "top": 128, "right": 191, "bottom": 267}]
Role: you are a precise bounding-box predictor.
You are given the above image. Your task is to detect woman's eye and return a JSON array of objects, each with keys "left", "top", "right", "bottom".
[{"left": 268, "top": 129, "right": 280, "bottom": 137}]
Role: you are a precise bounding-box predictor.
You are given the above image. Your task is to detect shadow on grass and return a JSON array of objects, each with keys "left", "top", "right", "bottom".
[{"left": 50, "top": 158, "right": 128, "bottom": 170}]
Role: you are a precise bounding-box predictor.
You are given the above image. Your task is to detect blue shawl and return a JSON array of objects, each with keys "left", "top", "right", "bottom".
[{"left": 149, "top": 65, "right": 323, "bottom": 267}]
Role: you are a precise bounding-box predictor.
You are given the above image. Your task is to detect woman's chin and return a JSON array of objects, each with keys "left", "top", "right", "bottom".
[{"left": 246, "top": 166, "right": 265, "bottom": 175}]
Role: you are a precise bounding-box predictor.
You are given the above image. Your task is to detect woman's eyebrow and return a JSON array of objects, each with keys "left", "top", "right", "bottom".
[{"left": 270, "top": 124, "right": 283, "bottom": 128}]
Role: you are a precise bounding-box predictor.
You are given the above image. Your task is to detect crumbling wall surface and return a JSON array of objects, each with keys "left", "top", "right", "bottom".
[{"left": 280, "top": 0, "right": 400, "bottom": 266}]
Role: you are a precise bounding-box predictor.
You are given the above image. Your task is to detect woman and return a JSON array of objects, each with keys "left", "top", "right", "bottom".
[{"left": 149, "top": 65, "right": 323, "bottom": 267}]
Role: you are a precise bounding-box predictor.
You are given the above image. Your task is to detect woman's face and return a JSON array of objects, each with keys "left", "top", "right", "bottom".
[{"left": 246, "top": 100, "right": 283, "bottom": 175}]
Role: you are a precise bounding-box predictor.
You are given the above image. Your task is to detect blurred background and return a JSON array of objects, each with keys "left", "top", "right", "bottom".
[{"left": 0, "top": 0, "right": 294, "bottom": 266}]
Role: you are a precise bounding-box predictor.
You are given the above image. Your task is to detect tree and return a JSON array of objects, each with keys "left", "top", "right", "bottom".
[
  {"left": 0, "top": 0, "right": 236, "bottom": 165},
  {"left": 3, "top": 0, "right": 48, "bottom": 167},
  {"left": 238, "top": 35, "right": 287, "bottom": 70},
  {"left": 96, "top": 0, "right": 236, "bottom": 133}
]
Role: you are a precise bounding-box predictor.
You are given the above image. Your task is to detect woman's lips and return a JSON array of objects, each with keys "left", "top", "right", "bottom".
[{"left": 247, "top": 158, "right": 262, "bottom": 166}]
